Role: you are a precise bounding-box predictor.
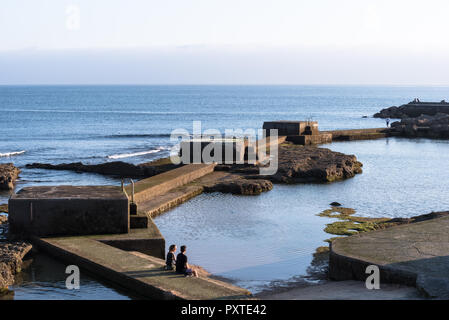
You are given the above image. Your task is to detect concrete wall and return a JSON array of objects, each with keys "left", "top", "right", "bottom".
[
  {"left": 263, "top": 121, "right": 319, "bottom": 136},
  {"left": 9, "top": 186, "right": 129, "bottom": 237},
  {"left": 127, "top": 163, "right": 216, "bottom": 204}
]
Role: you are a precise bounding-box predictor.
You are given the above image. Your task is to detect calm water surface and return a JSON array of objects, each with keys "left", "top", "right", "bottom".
[{"left": 154, "top": 137, "right": 449, "bottom": 293}]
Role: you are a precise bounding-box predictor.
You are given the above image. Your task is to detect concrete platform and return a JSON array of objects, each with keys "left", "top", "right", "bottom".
[
  {"left": 33, "top": 234, "right": 251, "bottom": 300},
  {"left": 125, "top": 163, "right": 215, "bottom": 203},
  {"left": 9, "top": 186, "right": 129, "bottom": 237},
  {"left": 324, "top": 128, "right": 392, "bottom": 141},
  {"left": 329, "top": 216, "right": 449, "bottom": 298}
]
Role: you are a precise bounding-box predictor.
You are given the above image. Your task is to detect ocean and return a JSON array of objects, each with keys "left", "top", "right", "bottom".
[{"left": 1, "top": 85, "right": 449, "bottom": 298}]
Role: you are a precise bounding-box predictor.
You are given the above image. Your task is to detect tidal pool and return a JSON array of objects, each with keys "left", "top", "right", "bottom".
[
  {"left": 154, "top": 137, "right": 449, "bottom": 293},
  {"left": 3, "top": 253, "right": 135, "bottom": 300}
]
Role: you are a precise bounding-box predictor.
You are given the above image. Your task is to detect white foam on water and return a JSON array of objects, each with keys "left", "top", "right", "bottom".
[
  {"left": 0, "top": 150, "right": 26, "bottom": 157},
  {"left": 107, "top": 147, "right": 168, "bottom": 159}
]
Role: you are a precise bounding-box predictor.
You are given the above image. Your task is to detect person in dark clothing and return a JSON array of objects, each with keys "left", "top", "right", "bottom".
[
  {"left": 165, "top": 244, "right": 177, "bottom": 270},
  {"left": 176, "top": 245, "right": 198, "bottom": 277}
]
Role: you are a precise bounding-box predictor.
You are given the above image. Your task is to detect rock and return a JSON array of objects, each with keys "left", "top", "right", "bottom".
[
  {"left": 0, "top": 163, "right": 20, "bottom": 190},
  {"left": 0, "top": 241, "right": 32, "bottom": 293},
  {"left": 374, "top": 101, "right": 449, "bottom": 119},
  {"left": 330, "top": 202, "right": 341, "bottom": 206},
  {"left": 390, "top": 113, "right": 449, "bottom": 139},
  {"left": 204, "top": 175, "right": 273, "bottom": 195},
  {"left": 262, "top": 144, "right": 363, "bottom": 183},
  {"left": 0, "top": 204, "right": 7, "bottom": 214},
  {"left": 26, "top": 158, "right": 180, "bottom": 179}
]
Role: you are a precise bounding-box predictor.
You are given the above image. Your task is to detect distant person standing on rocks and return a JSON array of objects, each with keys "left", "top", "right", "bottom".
[
  {"left": 386, "top": 118, "right": 390, "bottom": 128},
  {"left": 176, "top": 245, "right": 198, "bottom": 277},
  {"left": 165, "top": 244, "right": 177, "bottom": 270}
]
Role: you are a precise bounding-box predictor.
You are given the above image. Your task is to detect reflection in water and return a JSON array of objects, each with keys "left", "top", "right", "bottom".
[
  {"left": 4, "top": 253, "right": 135, "bottom": 300},
  {"left": 155, "top": 138, "right": 449, "bottom": 293}
]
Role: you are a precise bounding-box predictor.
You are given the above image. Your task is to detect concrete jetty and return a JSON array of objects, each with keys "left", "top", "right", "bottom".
[
  {"left": 34, "top": 232, "right": 250, "bottom": 300},
  {"left": 329, "top": 216, "right": 449, "bottom": 298}
]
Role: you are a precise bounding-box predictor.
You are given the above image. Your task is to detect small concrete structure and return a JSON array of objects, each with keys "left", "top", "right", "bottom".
[
  {"left": 263, "top": 121, "right": 319, "bottom": 136},
  {"left": 180, "top": 138, "right": 246, "bottom": 164},
  {"left": 9, "top": 186, "right": 129, "bottom": 237},
  {"left": 263, "top": 120, "right": 331, "bottom": 145}
]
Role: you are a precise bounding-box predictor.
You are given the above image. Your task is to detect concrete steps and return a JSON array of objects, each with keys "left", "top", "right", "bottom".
[{"left": 125, "top": 163, "right": 215, "bottom": 203}]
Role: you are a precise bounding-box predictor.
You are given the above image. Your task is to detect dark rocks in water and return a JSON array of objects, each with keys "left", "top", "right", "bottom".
[
  {"left": 330, "top": 202, "right": 341, "bottom": 206},
  {"left": 26, "top": 158, "right": 180, "bottom": 179},
  {"left": 262, "top": 144, "right": 363, "bottom": 183},
  {"left": 0, "top": 163, "right": 20, "bottom": 190},
  {"left": 362, "top": 116, "right": 368, "bottom": 118},
  {"left": 204, "top": 175, "right": 273, "bottom": 195},
  {"left": 374, "top": 101, "right": 449, "bottom": 119},
  {"left": 0, "top": 241, "right": 32, "bottom": 293},
  {"left": 390, "top": 113, "right": 449, "bottom": 139}
]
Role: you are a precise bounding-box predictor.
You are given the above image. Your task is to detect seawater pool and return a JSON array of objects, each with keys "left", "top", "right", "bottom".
[{"left": 154, "top": 137, "right": 449, "bottom": 293}]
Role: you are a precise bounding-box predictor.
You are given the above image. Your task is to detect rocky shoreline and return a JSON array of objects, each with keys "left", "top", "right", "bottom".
[
  {"left": 0, "top": 213, "right": 32, "bottom": 295},
  {"left": 374, "top": 100, "right": 449, "bottom": 119},
  {"left": 390, "top": 113, "right": 449, "bottom": 139},
  {"left": 0, "top": 163, "right": 20, "bottom": 190},
  {"left": 374, "top": 100, "right": 449, "bottom": 139},
  {"left": 26, "top": 158, "right": 179, "bottom": 179}
]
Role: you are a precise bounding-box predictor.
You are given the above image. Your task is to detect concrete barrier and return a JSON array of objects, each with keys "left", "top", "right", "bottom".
[
  {"left": 9, "top": 186, "right": 129, "bottom": 237},
  {"left": 125, "top": 163, "right": 216, "bottom": 204}
]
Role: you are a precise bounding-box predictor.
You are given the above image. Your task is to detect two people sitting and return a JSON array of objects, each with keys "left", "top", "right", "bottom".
[{"left": 165, "top": 244, "right": 198, "bottom": 277}]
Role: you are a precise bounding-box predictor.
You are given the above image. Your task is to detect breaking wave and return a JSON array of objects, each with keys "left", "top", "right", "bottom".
[
  {"left": 0, "top": 150, "right": 26, "bottom": 157},
  {"left": 107, "top": 147, "right": 169, "bottom": 159}
]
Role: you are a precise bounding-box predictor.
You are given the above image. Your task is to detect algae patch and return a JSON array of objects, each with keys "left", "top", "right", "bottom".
[{"left": 317, "top": 206, "right": 396, "bottom": 242}]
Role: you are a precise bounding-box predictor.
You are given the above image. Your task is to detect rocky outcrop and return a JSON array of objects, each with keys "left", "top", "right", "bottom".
[
  {"left": 204, "top": 176, "right": 273, "bottom": 195},
  {"left": 0, "top": 163, "right": 20, "bottom": 190},
  {"left": 0, "top": 241, "right": 32, "bottom": 293},
  {"left": 26, "top": 159, "right": 180, "bottom": 178},
  {"left": 390, "top": 113, "right": 449, "bottom": 139},
  {"left": 374, "top": 101, "right": 449, "bottom": 119},
  {"left": 262, "top": 144, "right": 362, "bottom": 183}
]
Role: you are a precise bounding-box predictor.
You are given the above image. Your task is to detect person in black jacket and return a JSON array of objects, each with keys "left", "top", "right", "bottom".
[
  {"left": 176, "top": 245, "right": 198, "bottom": 277},
  {"left": 165, "top": 244, "right": 177, "bottom": 270}
]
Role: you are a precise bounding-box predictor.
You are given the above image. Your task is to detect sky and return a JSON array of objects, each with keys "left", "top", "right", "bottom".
[{"left": 1, "top": 0, "right": 449, "bottom": 84}]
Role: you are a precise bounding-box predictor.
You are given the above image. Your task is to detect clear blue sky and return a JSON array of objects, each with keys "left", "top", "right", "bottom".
[{"left": 1, "top": 0, "right": 449, "bottom": 84}]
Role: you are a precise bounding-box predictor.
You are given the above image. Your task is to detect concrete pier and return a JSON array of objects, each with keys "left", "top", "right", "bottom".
[{"left": 329, "top": 216, "right": 449, "bottom": 298}]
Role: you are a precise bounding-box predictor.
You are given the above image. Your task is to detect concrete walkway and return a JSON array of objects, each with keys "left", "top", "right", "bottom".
[
  {"left": 259, "top": 280, "right": 423, "bottom": 300},
  {"left": 330, "top": 216, "right": 449, "bottom": 298},
  {"left": 35, "top": 235, "right": 251, "bottom": 300}
]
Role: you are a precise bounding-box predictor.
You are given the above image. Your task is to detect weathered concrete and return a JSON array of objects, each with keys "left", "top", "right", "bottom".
[
  {"left": 329, "top": 216, "right": 449, "bottom": 298},
  {"left": 180, "top": 139, "right": 246, "bottom": 164},
  {"left": 258, "top": 280, "right": 423, "bottom": 300},
  {"left": 33, "top": 235, "right": 251, "bottom": 300},
  {"left": 286, "top": 133, "right": 332, "bottom": 145},
  {"left": 96, "top": 220, "right": 165, "bottom": 259},
  {"left": 125, "top": 163, "right": 216, "bottom": 203},
  {"left": 138, "top": 185, "right": 204, "bottom": 218},
  {"left": 324, "top": 128, "right": 391, "bottom": 141},
  {"left": 263, "top": 121, "right": 319, "bottom": 136},
  {"left": 8, "top": 186, "right": 129, "bottom": 237}
]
